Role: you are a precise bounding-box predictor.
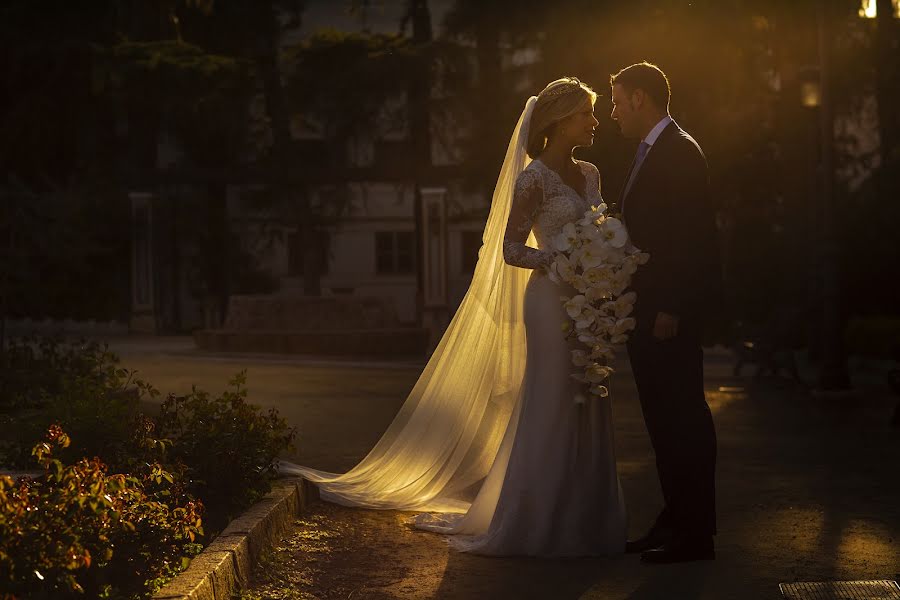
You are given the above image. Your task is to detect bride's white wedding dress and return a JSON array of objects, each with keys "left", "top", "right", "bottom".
[
  {"left": 414, "top": 158, "right": 626, "bottom": 556},
  {"left": 278, "top": 97, "right": 626, "bottom": 557}
]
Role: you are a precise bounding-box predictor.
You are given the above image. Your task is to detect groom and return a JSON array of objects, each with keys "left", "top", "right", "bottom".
[{"left": 609, "top": 62, "right": 723, "bottom": 563}]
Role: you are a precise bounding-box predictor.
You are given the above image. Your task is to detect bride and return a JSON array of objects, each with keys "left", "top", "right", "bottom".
[{"left": 279, "top": 77, "right": 627, "bottom": 557}]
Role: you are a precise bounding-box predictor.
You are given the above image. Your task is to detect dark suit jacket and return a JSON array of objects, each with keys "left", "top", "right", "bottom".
[{"left": 617, "top": 121, "right": 723, "bottom": 328}]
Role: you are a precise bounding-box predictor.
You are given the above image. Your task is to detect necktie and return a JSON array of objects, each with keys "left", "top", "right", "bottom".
[{"left": 621, "top": 140, "right": 651, "bottom": 214}]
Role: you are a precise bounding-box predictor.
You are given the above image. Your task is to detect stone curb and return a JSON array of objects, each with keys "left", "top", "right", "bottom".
[{"left": 153, "top": 477, "right": 315, "bottom": 600}]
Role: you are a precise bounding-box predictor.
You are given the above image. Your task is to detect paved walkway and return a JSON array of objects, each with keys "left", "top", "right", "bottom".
[{"left": 105, "top": 336, "right": 900, "bottom": 599}]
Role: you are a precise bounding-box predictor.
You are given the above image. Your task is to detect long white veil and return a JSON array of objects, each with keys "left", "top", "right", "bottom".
[{"left": 279, "top": 96, "right": 539, "bottom": 515}]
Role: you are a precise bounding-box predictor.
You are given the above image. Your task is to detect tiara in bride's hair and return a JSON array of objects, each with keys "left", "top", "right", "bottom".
[{"left": 543, "top": 78, "right": 584, "bottom": 98}]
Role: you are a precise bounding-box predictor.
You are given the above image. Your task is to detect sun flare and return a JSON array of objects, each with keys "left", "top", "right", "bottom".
[{"left": 859, "top": 0, "right": 900, "bottom": 18}]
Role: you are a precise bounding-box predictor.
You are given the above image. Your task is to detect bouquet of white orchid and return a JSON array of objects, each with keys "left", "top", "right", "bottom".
[{"left": 546, "top": 203, "right": 650, "bottom": 404}]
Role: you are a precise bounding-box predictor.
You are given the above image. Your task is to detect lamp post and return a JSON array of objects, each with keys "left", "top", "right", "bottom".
[
  {"left": 798, "top": 67, "right": 822, "bottom": 363},
  {"left": 812, "top": 0, "right": 852, "bottom": 394}
]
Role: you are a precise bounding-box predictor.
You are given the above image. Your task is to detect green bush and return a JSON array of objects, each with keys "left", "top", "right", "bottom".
[
  {"left": 156, "top": 371, "right": 297, "bottom": 534},
  {"left": 0, "top": 337, "right": 160, "bottom": 471},
  {"left": 0, "top": 336, "right": 298, "bottom": 594},
  {"left": 0, "top": 426, "right": 203, "bottom": 599},
  {"left": 0, "top": 336, "right": 119, "bottom": 412}
]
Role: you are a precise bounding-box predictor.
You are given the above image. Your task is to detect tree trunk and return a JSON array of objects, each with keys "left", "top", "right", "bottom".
[
  {"left": 474, "top": 12, "right": 502, "bottom": 196},
  {"left": 207, "top": 182, "right": 229, "bottom": 326},
  {"left": 256, "top": 2, "right": 320, "bottom": 295},
  {"left": 408, "top": 0, "right": 433, "bottom": 325},
  {"left": 0, "top": 218, "right": 9, "bottom": 358}
]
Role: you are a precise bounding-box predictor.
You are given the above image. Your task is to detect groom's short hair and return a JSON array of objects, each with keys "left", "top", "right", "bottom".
[{"left": 610, "top": 62, "right": 670, "bottom": 111}]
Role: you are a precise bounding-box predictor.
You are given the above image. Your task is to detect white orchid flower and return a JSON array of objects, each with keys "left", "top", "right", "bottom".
[
  {"left": 578, "top": 331, "right": 599, "bottom": 345},
  {"left": 585, "top": 286, "right": 610, "bottom": 302},
  {"left": 620, "top": 258, "right": 638, "bottom": 276},
  {"left": 583, "top": 266, "right": 613, "bottom": 287},
  {"left": 595, "top": 301, "right": 615, "bottom": 316},
  {"left": 611, "top": 270, "right": 630, "bottom": 295},
  {"left": 578, "top": 205, "right": 606, "bottom": 227},
  {"left": 554, "top": 253, "right": 577, "bottom": 282},
  {"left": 584, "top": 220, "right": 604, "bottom": 237},
  {"left": 568, "top": 245, "right": 586, "bottom": 267},
  {"left": 600, "top": 217, "right": 628, "bottom": 248},
  {"left": 575, "top": 310, "right": 596, "bottom": 330},
  {"left": 613, "top": 292, "right": 637, "bottom": 318},
  {"left": 553, "top": 223, "right": 579, "bottom": 253},
  {"left": 564, "top": 295, "right": 588, "bottom": 319},
  {"left": 605, "top": 246, "right": 627, "bottom": 264},
  {"left": 571, "top": 349, "right": 591, "bottom": 367},
  {"left": 579, "top": 242, "right": 609, "bottom": 270},
  {"left": 590, "top": 384, "right": 610, "bottom": 397},
  {"left": 591, "top": 344, "right": 614, "bottom": 360},
  {"left": 612, "top": 317, "right": 637, "bottom": 336},
  {"left": 578, "top": 214, "right": 596, "bottom": 227},
  {"left": 597, "top": 316, "right": 617, "bottom": 331},
  {"left": 586, "top": 363, "right": 613, "bottom": 383}
]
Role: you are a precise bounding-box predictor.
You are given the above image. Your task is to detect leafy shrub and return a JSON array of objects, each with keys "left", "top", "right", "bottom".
[
  {"left": 0, "top": 335, "right": 119, "bottom": 412},
  {"left": 0, "top": 337, "right": 298, "bottom": 594},
  {"left": 0, "top": 337, "right": 158, "bottom": 471},
  {"left": 0, "top": 426, "right": 203, "bottom": 599},
  {"left": 156, "top": 371, "right": 297, "bottom": 534}
]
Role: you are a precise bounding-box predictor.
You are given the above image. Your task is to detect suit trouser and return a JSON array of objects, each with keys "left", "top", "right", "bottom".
[{"left": 626, "top": 324, "right": 718, "bottom": 538}]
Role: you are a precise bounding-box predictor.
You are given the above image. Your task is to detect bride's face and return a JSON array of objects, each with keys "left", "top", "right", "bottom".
[{"left": 556, "top": 98, "right": 599, "bottom": 148}]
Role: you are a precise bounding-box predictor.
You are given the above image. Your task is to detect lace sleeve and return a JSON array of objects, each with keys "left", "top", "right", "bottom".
[
  {"left": 503, "top": 168, "right": 555, "bottom": 270},
  {"left": 585, "top": 161, "right": 603, "bottom": 205}
]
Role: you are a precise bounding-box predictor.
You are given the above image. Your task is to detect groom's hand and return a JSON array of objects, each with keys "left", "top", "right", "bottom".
[{"left": 652, "top": 312, "right": 679, "bottom": 340}]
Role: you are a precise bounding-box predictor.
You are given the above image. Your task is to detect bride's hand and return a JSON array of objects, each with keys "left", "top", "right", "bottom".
[{"left": 540, "top": 251, "right": 558, "bottom": 273}]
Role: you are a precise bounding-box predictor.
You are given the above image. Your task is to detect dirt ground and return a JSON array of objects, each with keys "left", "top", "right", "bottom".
[{"left": 110, "top": 337, "right": 900, "bottom": 600}]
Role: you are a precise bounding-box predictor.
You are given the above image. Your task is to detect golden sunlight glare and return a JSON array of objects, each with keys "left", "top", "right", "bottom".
[
  {"left": 859, "top": 0, "right": 900, "bottom": 17},
  {"left": 860, "top": 0, "right": 877, "bottom": 18}
]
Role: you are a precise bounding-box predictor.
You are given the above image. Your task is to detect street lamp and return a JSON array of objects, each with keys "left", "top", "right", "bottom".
[
  {"left": 798, "top": 67, "right": 822, "bottom": 366},
  {"left": 810, "top": 1, "right": 852, "bottom": 395},
  {"left": 799, "top": 78, "right": 821, "bottom": 109}
]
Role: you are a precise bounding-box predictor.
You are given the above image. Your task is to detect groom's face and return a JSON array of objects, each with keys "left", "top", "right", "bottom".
[{"left": 610, "top": 83, "right": 640, "bottom": 139}]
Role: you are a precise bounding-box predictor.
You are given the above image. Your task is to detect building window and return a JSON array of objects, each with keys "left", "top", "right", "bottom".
[
  {"left": 375, "top": 231, "right": 415, "bottom": 274},
  {"left": 460, "top": 230, "right": 482, "bottom": 273}
]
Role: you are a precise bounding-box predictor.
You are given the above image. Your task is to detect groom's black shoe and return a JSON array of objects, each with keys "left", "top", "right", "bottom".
[
  {"left": 625, "top": 526, "right": 674, "bottom": 554},
  {"left": 640, "top": 536, "right": 715, "bottom": 564}
]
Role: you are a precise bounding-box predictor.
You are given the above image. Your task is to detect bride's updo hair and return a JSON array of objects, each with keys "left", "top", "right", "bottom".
[{"left": 526, "top": 77, "right": 597, "bottom": 159}]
